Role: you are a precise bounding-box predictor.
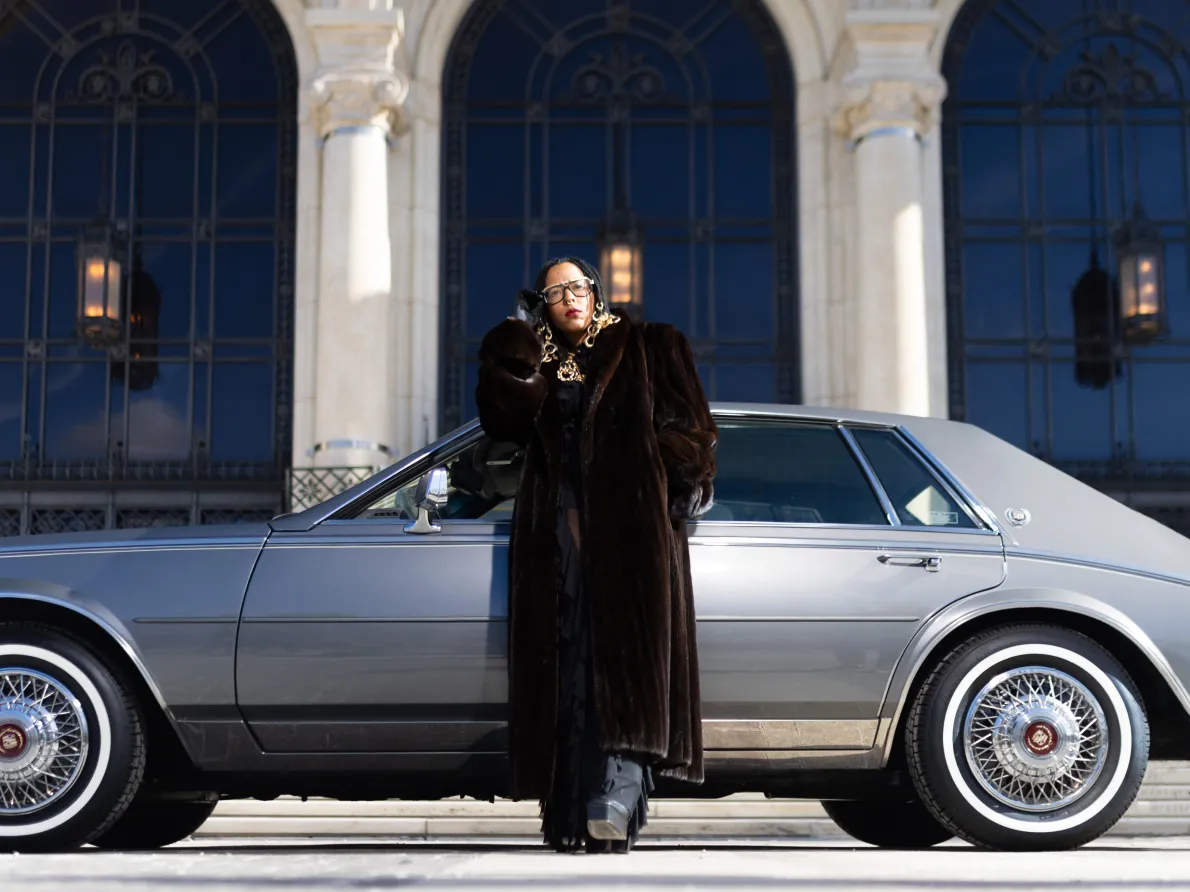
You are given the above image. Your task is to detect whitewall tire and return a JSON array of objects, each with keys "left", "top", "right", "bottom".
[
  {"left": 904, "top": 624, "right": 1148, "bottom": 850},
  {"left": 0, "top": 624, "right": 146, "bottom": 852}
]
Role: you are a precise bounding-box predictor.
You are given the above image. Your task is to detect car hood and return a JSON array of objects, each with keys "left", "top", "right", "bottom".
[
  {"left": 906, "top": 416, "right": 1190, "bottom": 585},
  {"left": 0, "top": 522, "right": 271, "bottom": 557}
]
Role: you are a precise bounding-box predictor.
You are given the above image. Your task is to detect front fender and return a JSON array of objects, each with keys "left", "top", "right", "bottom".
[
  {"left": 874, "top": 584, "right": 1190, "bottom": 765},
  {"left": 0, "top": 584, "right": 173, "bottom": 719}
]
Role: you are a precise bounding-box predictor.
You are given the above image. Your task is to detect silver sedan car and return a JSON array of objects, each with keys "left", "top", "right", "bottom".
[{"left": 1, "top": 404, "right": 1187, "bottom": 853}]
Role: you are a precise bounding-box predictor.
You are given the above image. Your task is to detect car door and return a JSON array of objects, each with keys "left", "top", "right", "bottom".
[
  {"left": 691, "top": 417, "right": 1005, "bottom": 754},
  {"left": 235, "top": 435, "right": 522, "bottom": 753}
]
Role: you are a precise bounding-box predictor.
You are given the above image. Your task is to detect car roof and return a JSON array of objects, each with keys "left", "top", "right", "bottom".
[{"left": 709, "top": 402, "right": 916, "bottom": 427}]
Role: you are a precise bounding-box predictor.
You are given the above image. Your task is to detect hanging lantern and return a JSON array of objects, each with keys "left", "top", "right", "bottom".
[
  {"left": 76, "top": 225, "right": 124, "bottom": 347},
  {"left": 111, "top": 248, "right": 163, "bottom": 391},
  {"left": 599, "top": 221, "right": 643, "bottom": 313},
  {"left": 1071, "top": 248, "right": 1120, "bottom": 389},
  {"left": 1113, "top": 203, "right": 1166, "bottom": 345}
]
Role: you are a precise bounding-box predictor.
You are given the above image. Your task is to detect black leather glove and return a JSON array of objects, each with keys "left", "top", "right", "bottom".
[{"left": 513, "top": 288, "right": 545, "bottom": 328}]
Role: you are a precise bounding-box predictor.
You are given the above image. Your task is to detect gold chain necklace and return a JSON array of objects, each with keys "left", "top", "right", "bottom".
[{"left": 539, "top": 307, "right": 620, "bottom": 384}]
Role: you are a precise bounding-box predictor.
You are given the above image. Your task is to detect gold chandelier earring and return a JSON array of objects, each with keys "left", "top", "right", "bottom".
[
  {"left": 538, "top": 321, "right": 560, "bottom": 365},
  {"left": 583, "top": 297, "right": 618, "bottom": 348}
]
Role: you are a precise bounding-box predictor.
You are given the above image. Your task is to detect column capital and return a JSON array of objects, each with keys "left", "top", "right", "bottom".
[
  {"left": 833, "top": 3, "right": 946, "bottom": 142},
  {"left": 834, "top": 75, "right": 946, "bottom": 142},
  {"left": 304, "top": 5, "right": 410, "bottom": 138}
]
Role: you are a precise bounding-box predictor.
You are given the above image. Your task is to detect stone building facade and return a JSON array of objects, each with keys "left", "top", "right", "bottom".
[{"left": 2, "top": 0, "right": 1187, "bottom": 532}]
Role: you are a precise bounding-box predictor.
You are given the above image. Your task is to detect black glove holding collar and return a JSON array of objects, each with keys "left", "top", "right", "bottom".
[{"left": 513, "top": 288, "right": 545, "bottom": 328}]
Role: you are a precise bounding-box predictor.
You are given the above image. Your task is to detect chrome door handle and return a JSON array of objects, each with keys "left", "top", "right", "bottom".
[{"left": 878, "top": 554, "right": 942, "bottom": 572}]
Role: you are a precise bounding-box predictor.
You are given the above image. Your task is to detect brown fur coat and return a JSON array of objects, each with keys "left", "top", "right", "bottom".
[{"left": 476, "top": 310, "right": 716, "bottom": 799}]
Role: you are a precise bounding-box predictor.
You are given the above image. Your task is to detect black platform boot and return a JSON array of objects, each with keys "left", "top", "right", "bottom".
[{"left": 585, "top": 753, "right": 644, "bottom": 844}]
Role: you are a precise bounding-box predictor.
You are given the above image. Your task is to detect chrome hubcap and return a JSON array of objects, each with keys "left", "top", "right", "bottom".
[
  {"left": 963, "top": 666, "right": 1108, "bottom": 812},
  {"left": 0, "top": 669, "right": 89, "bottom": 815}
]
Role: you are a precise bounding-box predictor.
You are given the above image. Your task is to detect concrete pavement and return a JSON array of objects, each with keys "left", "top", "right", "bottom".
[{"left": 5, "top": 837, "right": 1190, "bottom": 891}]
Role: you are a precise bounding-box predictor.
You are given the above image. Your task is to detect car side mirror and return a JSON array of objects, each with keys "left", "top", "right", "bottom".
[{"left": 403, "top": 467, "right": 448, "bottom": 534}]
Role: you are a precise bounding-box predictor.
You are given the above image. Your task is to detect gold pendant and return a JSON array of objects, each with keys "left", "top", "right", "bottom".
[{"left": 557, "top": 353, "right": 583, "bottom": 382}]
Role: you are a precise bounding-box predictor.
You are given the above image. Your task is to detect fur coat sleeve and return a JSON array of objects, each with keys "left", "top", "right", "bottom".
[
  {"left": 644, "top": 324, "right": 718, "bottom": 522},
  {"left": 475, "top": 318, "right": 548, "bottom": 446}
]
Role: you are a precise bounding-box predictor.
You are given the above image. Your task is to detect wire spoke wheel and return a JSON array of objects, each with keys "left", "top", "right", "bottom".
[
  {"left": 0, "top": 669, "right": 89, "bottom": 816},
  {"left": 962, "top": 666, "right": 1108, "bottom": 812}
]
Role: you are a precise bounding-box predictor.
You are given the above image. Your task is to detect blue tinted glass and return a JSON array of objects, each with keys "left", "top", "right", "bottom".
[
  {"left": 128, "top": 362, "right": 192, "bottom": 461},
  {"left": 714, "top": 126, "right": 771, "bottom": 218},
  {"left": 210, "top": 362, "right": 272, "bottom": 461},
  {"left": 216, "top": 125, "right": 276, "bottom": 217},
  {"left": 0, "top": 363, "right": 21, "bottom": 460},
  {"left": 713, "top": 423, "right": 886, "bottom": 525},
  {"left": 547, "top": 124, "right": 604, "bottom": 219},
  {"left": 214, "top": 242, "right": 274, "bottom": 338},
  {"left": 962, "top": 243, "right": 1024, "bottom": 338},
  {"left": 0, "top": 243, "right": 27, "bottom": 340},
  {"left": 632, "top": 126, "right": 689, "bottom": 218},
  {"left": 0, "top": 125, "right": 29, "bottom": 216},
  {"left": 138, "top": 243, "right": 194, "bottom": 339},
  {"left": 715, "top": 363, "right": 774, "bottom": 403},
  {"left": 698, "top": 12, "right": 771, "bottom": 103},
  {"left": 139, "top": 125, "right": 198, "bottom": 218},
  {"left": 447, "top": 0, "right": 793, "bottom": 428},
  {"left": 46, "top": 243, "right": 82, "bottom": 340},
  {"left": 52, "top": 126, "right": 108, "bottom": 218},
  {"left": 467, "top": 124, "right": 524, "bottom": 219},
  {"left": 1136, "top": 125, "right": 1188, "bottom": 220},
  {"left": 965, "top": 361, "right": 1029, "bottom": 450},
  {"left": 0, "top": 15, "right": 44, "bottom": 102},
  {"left": 1048, "top": 362, "right": 1115, "bottom": 460},
  {"left": 640, "top": 242, "right": 690, "bottom": 327},
  {"left": 1134, "top": 363, "right": 1190, "bottom": 460},
  {"left": 956, "top": 12, "right": 1030, "bottom": 102},
  {"left": 465, "top": 243, "right": 525, "bottom": 340},
  {"left": 203, "top": 11, "right": 279, "bottom": 102},
  {"left": 464, "top": 14, "right": 537, "bottom": 103},
  {"left": 1163, "top": 245, "right": 1189, "bottom": 340},
  {"left": 714, "top": 243, "right": 772, "bottom": 338},
  {"left": 961, "top": 126, "right": 1021, "bottom": 218},
  {"left": 42, "top": 361, "right": 108, "bottom": 460}
]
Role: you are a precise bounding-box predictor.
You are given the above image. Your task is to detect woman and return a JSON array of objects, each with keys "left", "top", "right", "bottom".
[{"left": 476, "top": 256, "right": 716, "bottom": 853}]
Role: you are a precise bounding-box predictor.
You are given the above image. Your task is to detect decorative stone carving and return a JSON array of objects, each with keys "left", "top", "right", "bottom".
[
  {"left": 835, "top": 75, "right": 946, "bottom": 141},
  {"left": 833, "top": 5, "right": 946, "bottom": 142},
  {"left": 305, "top": 6, "right": 410, "bottom": 138},
  {"left": 310, "top": 72, "right": 408, "bottom": 136}
]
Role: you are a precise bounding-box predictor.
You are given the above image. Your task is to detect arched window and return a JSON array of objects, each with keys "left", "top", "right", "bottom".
[
  {"left": 0, "top": 0, "right": 296, "bottom": 534},
  {"left": 440, "top": 0, "right": 797, "bottom": 431},
  {"left": 943, "top": 0, "right": 1190, "bottom": 520}
]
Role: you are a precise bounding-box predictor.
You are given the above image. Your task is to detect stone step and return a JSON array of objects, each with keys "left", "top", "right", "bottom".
[
  {"left": 211, "top": 797, "right": 830, "bottom": 820},
  {"left": 1111, "top": 817, "right": 1190, "bottom": 836},
  {"left": 1134, "top": 784, "right": 1190, "bottom": 801},
  {"left": 1140, "top": 763, "right": 1190, "bottom": 784},
  {"left": 196, "top": 816, "right": 849, "bottom": 840},
  {"left": 194, "top": 762, "right": 1190, "bottom": 839}
]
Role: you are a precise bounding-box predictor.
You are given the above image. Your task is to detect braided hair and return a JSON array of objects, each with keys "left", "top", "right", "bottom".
[{"left": 533, "top": 256, "right": 605, "bottom": 308}]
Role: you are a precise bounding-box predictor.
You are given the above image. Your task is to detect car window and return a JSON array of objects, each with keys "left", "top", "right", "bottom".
[
  {"left": 704, "top": 422, "right": 889, "bottom": 525},
  {"left": 848, "top": 428, "right": 978, "bottom": 529},
  {"left": 356, "top": 437, "right": 523, "bottom": 521}
]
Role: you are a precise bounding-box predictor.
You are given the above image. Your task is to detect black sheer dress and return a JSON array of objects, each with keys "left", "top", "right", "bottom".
[{"left": 539, "top": 337, "right": 654, "bottom": 854}]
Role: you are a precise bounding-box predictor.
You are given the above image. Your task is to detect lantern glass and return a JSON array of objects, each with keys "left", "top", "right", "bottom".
[
  {"left": 1118, "top": 246, "right": 1163, "bottom": 344},
  {"left": 600, "top": 241, "right": 642, "bottom": 308},
  {"left": 77, "top": 241, "right": 123, "bottom": 344}
]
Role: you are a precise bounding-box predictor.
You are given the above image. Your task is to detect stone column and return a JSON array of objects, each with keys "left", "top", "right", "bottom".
[
  {"left": 835, "top": 6, "right": 945, "bottom": 417},
  {"left": 305, "top": 6, "right": 408, "bottom": 469}
]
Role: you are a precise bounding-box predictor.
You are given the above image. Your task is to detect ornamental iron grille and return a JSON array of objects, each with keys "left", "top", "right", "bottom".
[
  {"left": 942, "top": 0, "right": 1190, "bottom": 497},
  {"left": 440, "top": 0, "right": 799, "bottom": 432},
  {"left": 0, "top": 0, "right": 298, "bottom": 534}
]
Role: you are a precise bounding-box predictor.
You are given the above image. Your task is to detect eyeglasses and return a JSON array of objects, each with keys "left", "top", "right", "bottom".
[{"left": 540, "top": 277, "right": 593, "bottom": 305}]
